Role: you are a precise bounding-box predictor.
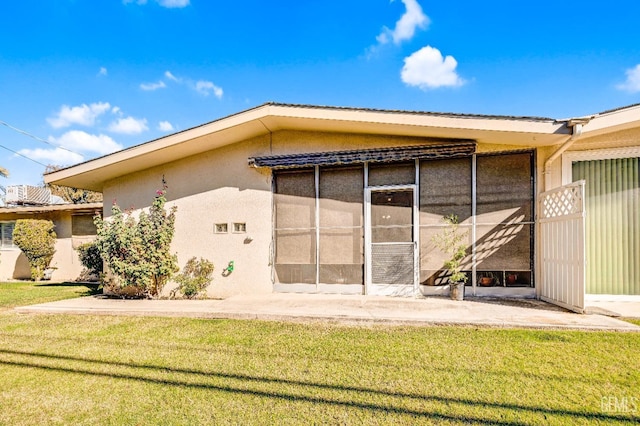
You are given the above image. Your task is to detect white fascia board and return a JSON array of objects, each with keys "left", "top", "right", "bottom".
[{"left": 580, "top": 104, "right": 640, "bottom": 136}]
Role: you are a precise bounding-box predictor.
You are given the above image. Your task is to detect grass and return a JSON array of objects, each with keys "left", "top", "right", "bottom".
[
  {"left": 623, "top": 318, "right": 640, "bottom": 326},
  {"left": 0, "top": 281, "right": 99, "bottom": 310},
  {"left": 0, "top": 282, "right": 638, "bottom": 424}
]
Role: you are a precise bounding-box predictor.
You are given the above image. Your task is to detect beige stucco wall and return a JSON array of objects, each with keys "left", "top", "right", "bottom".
[
  {"left": 0, "top": 211, "right": 89, "bottom": 281},
  {"left": 102, "top": 134, "right": 274, "bottom": 298}
]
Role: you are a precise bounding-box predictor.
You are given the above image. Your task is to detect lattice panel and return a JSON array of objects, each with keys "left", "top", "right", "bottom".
[
  {"left": 371, "top": 243, "right": 414, "bottom": 285},
  {"left": 540, "top": 182, "right": 584, "bottom": 219}
]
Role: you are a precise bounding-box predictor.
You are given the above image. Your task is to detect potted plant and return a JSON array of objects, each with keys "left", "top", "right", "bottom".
[
  {"left": 432, "top": 214, "right": 469, "bottom": 301},
  {"left": 478, "top": 271, "right": 496, "bottom": 287}
]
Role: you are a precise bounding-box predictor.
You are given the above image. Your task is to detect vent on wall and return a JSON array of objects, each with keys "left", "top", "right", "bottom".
[{"left": 5, "top": 185, "right": 52, "bottom": 205}]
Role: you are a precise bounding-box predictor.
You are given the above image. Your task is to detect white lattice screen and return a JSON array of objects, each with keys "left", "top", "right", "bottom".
[
  {"left": 538, "top": 181, "right": 585, "bottom": 313},
  {"left": 540, "top": 184, "right": 583, "bottom": 219}
]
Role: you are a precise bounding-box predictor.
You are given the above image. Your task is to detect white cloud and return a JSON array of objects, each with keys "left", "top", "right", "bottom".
[
  {"left": 158, "top": 121, "right": 174, "bottom": 132},
  {"left": 165, "top": 70, "right": 179, "bottom": 82},
  {"left": 49, "top": 130, "right": 123, "bottom": 155},
  {"left": 47, "top": 102, "right": 111, "bottom": 128},
  {"left": 140, "top": 80, "right": 167, "bottom": 91},
  {"left": 616, "top": 64, "right": 640, "bottom": 93},
  {"left": 158, "top": 0, "right": 190, "bottom": 8},
  {"left": 98, "top": 67, "right": 108, "bottom": 76},
  {"left": 108, "top": 116, "right": 149, "bottom": 135},
  {"left": 18, "top": 147, "right": 84, "bottom": 166},
  {"left": 401, "top": 46, "right": 465, "bottom": 90},
  {"left": 195, "top": 80, "right": 223, "bottom": 98},
  {"left": 123, "top": 0, "right": 189, "bottom": 8},
  {"left": 378, "top": 0, "right": 429, "bottom": 45}
]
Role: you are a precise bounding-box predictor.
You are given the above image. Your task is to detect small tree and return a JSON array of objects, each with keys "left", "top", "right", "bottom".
[
  {"left": 13, "top": 219, "right": 57, "bottom": 281},
  {"left": 94, "top": 185, "right": 178, "bottom": 297},
  {"left": 432, "top": 214, "right": 468, "bottom": 284},
  {"left": 172, "top": 257, "right": 214, "bottom": 299}
]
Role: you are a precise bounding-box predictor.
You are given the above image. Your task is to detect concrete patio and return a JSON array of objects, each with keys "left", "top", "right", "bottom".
[{"left": 14, "top": 293, "right": 640, "bottom": 331}]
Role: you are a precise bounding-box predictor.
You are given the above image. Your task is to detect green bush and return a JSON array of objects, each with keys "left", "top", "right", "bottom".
[
  {"left": 172, "top": 257, "right": 214, "bottom": 299},
  {"left": 12, "top": 219, "right": 57, "bottom": 281},
  {"left": 94, "top": 186, "right": 178, "bottom": 298},
  {"left": 77, "top": 242, "right": 103, "bottom": 276}
]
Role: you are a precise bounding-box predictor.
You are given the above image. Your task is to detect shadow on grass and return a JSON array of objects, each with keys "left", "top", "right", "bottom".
[
  {"left": 0, "top": 348, "right": 635, "bottom": 424},
  {"left": 1, "top": 329, "right": 635, "bottom": 388},
  {"left": 35, "top": 281, "right": 101, "bottom": 296}
]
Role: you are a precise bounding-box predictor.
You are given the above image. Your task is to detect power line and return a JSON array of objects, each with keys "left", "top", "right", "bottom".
[
  {"left": 0, "top": 142, "right": 48, "bottom": 167},
  {"left": 0, "top": 119, "right": 83, "bottom": 156}
]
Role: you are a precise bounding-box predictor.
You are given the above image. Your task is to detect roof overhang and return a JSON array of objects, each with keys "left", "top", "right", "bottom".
[
  {"left": 45, "top": 103, "right": 573, "bottom": 192},
  {"left": 576, "top": 103, "right": 640, "bottom": 139},
  {"left": 0, "top": 202, "right": 103, "bottom": 215}
]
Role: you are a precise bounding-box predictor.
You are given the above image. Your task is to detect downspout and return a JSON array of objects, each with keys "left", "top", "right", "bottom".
[{"left": 543, "top": 117, "right": 591, "bottom": 191}]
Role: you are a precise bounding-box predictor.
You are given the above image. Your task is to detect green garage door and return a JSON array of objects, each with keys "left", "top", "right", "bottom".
[{"left": 573, "top": 157, "right": 640, "bottom": 295}]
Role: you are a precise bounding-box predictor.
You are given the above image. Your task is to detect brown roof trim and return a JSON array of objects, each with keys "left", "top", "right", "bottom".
[
  {"left": 249, "top": 141, "right": 476, "bottom": 169},
  {"left": 0, "top": 202, "right": 102, "bottom": 215}
]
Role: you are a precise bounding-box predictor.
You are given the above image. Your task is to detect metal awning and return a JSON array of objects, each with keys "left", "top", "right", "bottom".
[{"left": 248, "top": 141, "right": 476, "bottom": 169}]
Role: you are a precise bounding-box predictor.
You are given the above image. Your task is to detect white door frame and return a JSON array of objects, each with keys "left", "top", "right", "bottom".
[{"left": 364, "top": 184, "right": 419, "bottom": 296}]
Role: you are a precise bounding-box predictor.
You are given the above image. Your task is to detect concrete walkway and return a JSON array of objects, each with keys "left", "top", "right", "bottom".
[{"left": 14, "top": 293, "right": 640, "bottom": 331}]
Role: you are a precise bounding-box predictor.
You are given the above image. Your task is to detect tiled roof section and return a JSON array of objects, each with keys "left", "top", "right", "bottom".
[{"left": 248, "top": 141, "right": 476, "bottom": 169}]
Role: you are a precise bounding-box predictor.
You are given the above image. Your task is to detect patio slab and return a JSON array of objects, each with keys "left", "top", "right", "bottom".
[{"left": 14, "top": 293, "right": 640, "bottom": 331}]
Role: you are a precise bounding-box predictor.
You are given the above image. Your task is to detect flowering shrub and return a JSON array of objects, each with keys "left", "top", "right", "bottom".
[
  {"left": 94, "top": 185, "right": 178, "bottom": 298},
  {"left": 12, "top": 219, "right": 57, "bottom": 281},
  {"left": 172, "top": 257, "right": 214, "bottom": 299}
]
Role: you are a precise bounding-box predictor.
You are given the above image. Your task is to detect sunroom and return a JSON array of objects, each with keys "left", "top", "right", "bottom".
[{"left": 251, "top": 143, "right": 535, "bottom": 297}]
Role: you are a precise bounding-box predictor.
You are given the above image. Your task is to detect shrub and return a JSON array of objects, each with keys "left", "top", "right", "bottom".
[
  {"left": 77, "top": 241, "right": 103, "bottom": 276},
  {"left": 94, "top": 185, "right": 178, "bottom": 298},
  {"left": 172, "top": 257, "right": 214, "bottom": 299},
  {"left": 13, "top": 219, "right": 57, "bottom": 281}
]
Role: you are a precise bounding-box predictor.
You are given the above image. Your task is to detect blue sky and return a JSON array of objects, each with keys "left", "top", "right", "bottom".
[{"left": 1, "top": 0, "right": 640, "bottom": 187}]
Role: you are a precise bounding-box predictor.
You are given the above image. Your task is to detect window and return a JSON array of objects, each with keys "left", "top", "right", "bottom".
[
  {"left": 475, "top": 152, "right": 534, "bottom": 286},
  {"left": 318, "top": 166, "right": 364, "bottom": 284},
  {"left": 72, "top": 214, "right": 97, "bottom": 236},
  {"left": 215, "top": 223, "right": 228, "bottom": 233},
  {"left": 419, "top": 157, "right": 472, "bottom": 285},
  {"left": 573, "top": 157, "right": 640, "bottom": 295},
  {"left": 273, "top": 166, "right": 364, "bottom": 285},
  {"left": 0, "top": 222, "right": 16, "bottom": 249},
  {"left": 274, "top": 169, "right": 317, "bottom": 284}
]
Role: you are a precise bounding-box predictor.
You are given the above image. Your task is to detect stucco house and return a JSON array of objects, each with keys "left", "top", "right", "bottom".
[
  {"left": 0, "top": 203, "right": 101, "bottom": 281},
  {"left": 45, "top": 103, "right": 640, "bottom": 311}
]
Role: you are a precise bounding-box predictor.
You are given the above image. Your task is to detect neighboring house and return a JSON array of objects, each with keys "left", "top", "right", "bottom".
[
  {"left": 0, "top": 203, "right": 101, "bottom": 281},
  {"left": 45, "top": 103, "right": 640, "bottom": 309}
]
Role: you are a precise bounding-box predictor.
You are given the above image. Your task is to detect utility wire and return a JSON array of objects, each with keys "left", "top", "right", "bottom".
[
  {"left": 0, "top": 142, "right": 48, "bottom": 167},
  {"left": 0, "top": 119, "right": 83, "bottom": 156}
]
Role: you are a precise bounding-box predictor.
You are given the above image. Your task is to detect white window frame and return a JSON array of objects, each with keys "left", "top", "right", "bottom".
[{"left": 0, "top": 221, "right": 18, "bottom": 250}]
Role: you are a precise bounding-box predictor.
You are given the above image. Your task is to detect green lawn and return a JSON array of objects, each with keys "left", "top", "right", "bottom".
[
  {"left": 0, "top": 282, "right": 638, "bottom": 424},
  {"left": 0, "top": 281, "right": 99, "bottom": 310}
]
